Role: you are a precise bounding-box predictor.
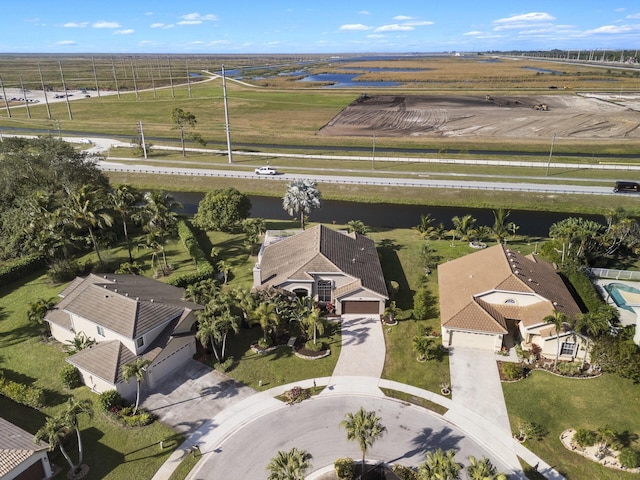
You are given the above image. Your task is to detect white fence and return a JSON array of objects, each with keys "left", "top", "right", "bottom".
[{"left": 588, "top": 267, "right": 640, "bottom": 281}]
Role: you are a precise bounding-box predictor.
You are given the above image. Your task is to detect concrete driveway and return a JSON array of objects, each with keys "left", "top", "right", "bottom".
[
  {"left": 141, "top": 360, "right": 255, "bottom": 435},
  {"left": 448, "top": 348, "right": 512, "bottom": 435}
]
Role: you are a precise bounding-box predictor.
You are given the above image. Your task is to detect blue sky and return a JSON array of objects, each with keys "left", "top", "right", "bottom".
[{"left": 2, "top": 1, "right": 640, "bottom": 54}]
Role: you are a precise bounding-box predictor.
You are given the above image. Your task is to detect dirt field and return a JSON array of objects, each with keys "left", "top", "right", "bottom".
[{"left": 318, "top": 94, "right": 640, "bottom": 139}]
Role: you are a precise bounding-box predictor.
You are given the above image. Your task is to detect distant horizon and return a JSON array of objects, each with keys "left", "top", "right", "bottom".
[{"left": 1, "top": 2, "right": 639, "bottom": 54}]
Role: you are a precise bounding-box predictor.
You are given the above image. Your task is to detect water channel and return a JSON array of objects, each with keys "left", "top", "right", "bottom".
[{"left": 172, "top": 192, "right": 604, "bottom": 237}]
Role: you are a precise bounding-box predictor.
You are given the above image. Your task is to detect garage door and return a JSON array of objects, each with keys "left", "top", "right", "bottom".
[
  {"left": 451, "top": 331, "right": 498, "bottom": 350},
  {"left": 341, "top": 301, "right": 380, "bottom": 314},
  {"left": 148, "top": 341, "right": 194, "bottom": 387}
]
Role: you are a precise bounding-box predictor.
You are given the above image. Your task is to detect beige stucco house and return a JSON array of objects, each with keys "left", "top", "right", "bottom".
[
  {"left": 253, "top": 225, "right": 388, "bottom": 315},
  {"left": 0, "top": 417, "right": 53, "bottom": 480},
  {"left": 45, "top": 274, "right": 202, "bottom": 400},
  {"left": 438, "top": 244, "right": 584, "bottom": 359}
]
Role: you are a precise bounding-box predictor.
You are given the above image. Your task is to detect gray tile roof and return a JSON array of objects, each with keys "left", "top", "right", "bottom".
[
  {"left": 0, "top": 417, "right": 48, "bottom": 478},
  {"left": 67, "top": 340, "right": 137, "bottom": 384},
  {"left": 258, "top": 225, "right": 388, "bottom": 298}
]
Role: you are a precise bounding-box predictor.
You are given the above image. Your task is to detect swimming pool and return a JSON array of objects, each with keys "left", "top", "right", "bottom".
[{"left": 605, "top": 282, "right": 640, "bottom": 312}]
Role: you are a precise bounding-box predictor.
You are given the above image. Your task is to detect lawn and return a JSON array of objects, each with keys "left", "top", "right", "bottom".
[{"left": 503, "top": 370, "right": 640, "bottom": 480}]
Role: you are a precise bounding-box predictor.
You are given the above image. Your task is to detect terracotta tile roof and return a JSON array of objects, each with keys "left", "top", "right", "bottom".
[
  {"left": 0, "top": 417, "right": 48, "bottom": 478},
  {"left": 257, "top": 225, "right": 388, "bottom": 298},
  {"left": 444, "top": 299, "right": 508, "bottom": 334},
  {"left": 438, "top": 244, "right": 581, "bottom": 334},
  {"left": 45, "top": 274, "right": 201, "bottom": 339}
]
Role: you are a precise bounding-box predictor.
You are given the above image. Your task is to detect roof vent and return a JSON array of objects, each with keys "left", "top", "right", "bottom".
[
  {"left": 515, "top": 270, "right": 520, "bottom": 274},
  {"left": 352, "top": 258, "right": 355, "bottom": 263},
  {"left": 150, "top": 298, "right": 154, "bottom": 302},
  {"left": 528, "top": 278, "right": 533, "bottom": 282},
  {"left": 114, "top": 289, "right": 117, "bottom": 293},
  {"left": 125, "top": 292, "right": 129, "bottom": 297}
]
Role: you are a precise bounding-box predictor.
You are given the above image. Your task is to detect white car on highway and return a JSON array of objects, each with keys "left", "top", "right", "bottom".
[{"left": 255, "top": 166, "right": 278, "bottom": 175}]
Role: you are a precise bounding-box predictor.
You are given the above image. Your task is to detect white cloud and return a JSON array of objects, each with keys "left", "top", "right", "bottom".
[
  {"left": 375, "top": 24, "right": 414, "bottom": 32},
  {"left": 339, "top": 24, "right": 371, "bottom": 31},
  {"left": 179, "top": 12, "right": 218, "bottom": 22},
  {"left": 626, "top": 13, "right": 640, "bottom": 19},
  {"left": 585, "top": 24, "right": 634, "bottom": 34},
  {"left": 494, "top": 12, "right": 555, "bottom": 25},
  {"left": 463, "top": 31, "right": 483, "bottom": 36},
  {"left": 151, "top": 23, "right": 174, "bottom": 29},
  {"left": 393, "top": 15, "right": 413, "bottom": 21},
  {"left": 114, "top": 29, "right": 134, "bottom": 35},
  {"left": 93, "top": 21, "right": 121, "bottom": 29},
  {"left": 405, "top": 20, "right": 433, "bottom": 27},
  {"left": 190, "top": 41, "right": 205, "bottom": 45},
  {"left": 57, "top": 40, "right": 76, "bottom": 45},
  {"left": 358, "top": 10, "right": 370, "bottom": 15},
  {"left": 366, "top": 34, "right": 385, "bottom": 38},
  {"left": 63, "top": 22, "right": 88, "bottom": 28},
  {"left": 178, "top": 20, "right": 202, "bottom": 25},
  {"left": 145, "top": 12, "right": 154, "bottom": 16}
]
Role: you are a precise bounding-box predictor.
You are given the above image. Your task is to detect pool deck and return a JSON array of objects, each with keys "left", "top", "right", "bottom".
[{"left": 594, "top": 279, "right": 640, "bottom": 345}]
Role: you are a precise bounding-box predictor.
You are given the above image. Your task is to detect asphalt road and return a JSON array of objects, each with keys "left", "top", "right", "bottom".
[{"left": 189, "top": 395, "right": 515, "bottom": 479}]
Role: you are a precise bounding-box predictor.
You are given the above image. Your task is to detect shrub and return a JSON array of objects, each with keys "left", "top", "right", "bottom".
[
  {"left": 562, "top": 268, "right": 604, "bottom": 312},
  {"left": 47, "top": 258, "right": 82, "bottom": 283},
  {"left": 388, "top": 280, "right": 400, "bottom": 298},
  {"left": 258, "top": 337, "right": 273, "bottom": 349},
  {"left": 556, "top": 361, "right": 582, "bottom": 377},
  {"left": 334, "top": 458, "right": 356, "bottom": 480},
  {"left": 59, "top": 364, "right": 81, "bottom": 389},
  {"left": 115, "top": 261, "right": 144, "bottom": 275},
  {"left": 304, "top": 340, "right": 325, "bottom": 352},
  {"left": 0, "top": 254, "right": 45, "bottom": 285},
  {"left": 392, "top": 465, "right": 419, "bottom": 480},
  {"left": 413, "top": 286, "right": 435, "bottom": 320},
  {"left": 501, "top": 362, "right": 525, "bottom": 381},
  {"left": 284, "top": 386, "right": 310, "bottom": 405},
  {"left": 619, "top": 448, "right": 640, "bottom": 469},
  {"left": 99, "top": 390, "right": 123, "bottom": 411},
  {"left": 0, "top": 376, "right": 45, "bottom": 408},
  {"left": 573, "top": 428, "right": 596, "bottom": 447},
  {"left": 167, "top": 220, "right": 216, "bottom": 288},
  {"left": 214, "top": 357, "right": 234, "bottom": 373}
]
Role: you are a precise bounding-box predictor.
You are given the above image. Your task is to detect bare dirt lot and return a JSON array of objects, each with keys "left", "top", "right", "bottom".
[{"left": 318, "top": 94, "right": 640, "bottom": 139}]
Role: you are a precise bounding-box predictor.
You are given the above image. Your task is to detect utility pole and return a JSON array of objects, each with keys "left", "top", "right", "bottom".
[
  {"left": 138, "top": 121, "right": 148, "bottom": 159},
  {"left": 58, "top": 60, "right": 73, "bottom": 120},
  {"left": 38, "top": 63, "right": 51, "bottom": 119},
  {"left": 222, "top": 64, "right": 233, "bottom": 164},
  {"left": 371, "top": 134, "right": 376, "bottom": 170},
  {"left": 0, "top": 76, "right": 10, "bottom": 117},
  {"left": 545, "top": 133, "right": 556, "bottom": 176}
]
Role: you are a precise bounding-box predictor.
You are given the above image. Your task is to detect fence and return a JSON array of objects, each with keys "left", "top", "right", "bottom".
[{"left": 588, "top": 267, "right": 640, "bottom": 281}]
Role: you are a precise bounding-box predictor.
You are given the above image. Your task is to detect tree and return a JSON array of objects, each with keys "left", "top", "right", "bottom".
[
  {"left": 196, "top": 305, "right": 223, "bottom": 362},
  {"left": 347, "top": 219, "right": 370, "bottom": 235},
  {"left": 413, "top": 335, "right": 436, "bottom": 361},
  {"left": 122, "top": 358, "right": 151, "bottom": 415},
  {"left": 451, "top": 214, "right": 476, "bottom": 242},
  {"left": 34, "top": 416, "right": 79, "bottom": 474},
  {"left": 193, "top": 188, "right": 252, "bottom": 232},
  {"left": 418, "top": 448, "right": 461, "bottom": 480},
  {"left": 61, "top": 184, "right": 113, "bottom": 266},
  {"left": 242, "top": 217, "right": 266, "bottom": 254},
  {"left": 63, "top": 332, "right": 96, "bottom": 355},
  {"left": 107, "top": 184, "right": 139, "bottom": 262},
  {"left": 340, "top": 407, "right": 386, "bottom": 477},
  {"left": 575, "top": 305, "right": 616, "bottom": 368},
  {"left": 140, "top": 191, "right": 181, "bottom": 236},
  {"left": 266, "top": 448, "right": 312, "bottom": 480},
  {"left": 416, "top": 213, "right": 435, "bottom": 236},
  {"left": 549, "top": 217, "right": 603, "bottom": 264},
  {"left": 217, "top": 260, "right": 232, "bottom": 284},
  {"left": 491, "top": 209, "right": 511, "bottom": 244},
  {"left": 61, "top": 398, "right": 93, "bottom": 471},
  {"left": 301, "top": 307, "right": 326, "bottom": 345},
  {"left": 252, "top": 302, "right": 280, "bottom": 343},
  {"left": 282, "top": 179, "right": 321, "bottom": 230},
  {"left": 171, "top": 107, "right": 205, "bottom": 157},
  {"left": 543, "top": 310, "right": 569, "bottom": 369},
  {"left": 27, "top": 297, "right": 56, "bottom": 333},
  {"left": 466, "top": 456, "right": 507, "bottom": 480}
]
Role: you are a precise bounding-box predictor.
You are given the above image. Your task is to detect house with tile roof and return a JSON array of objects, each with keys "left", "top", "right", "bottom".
[
  {"left": 253, "top": 225, "right": 388, "bottom": 315},
  {"left": 438, "top": 244, "right": 584, "bottom": 358},
  {"left": 0, "top": 417, "right": 53, "bottom": 480},
  {"left": 44, "top": 274, "right": 202, "bottom": 399}
]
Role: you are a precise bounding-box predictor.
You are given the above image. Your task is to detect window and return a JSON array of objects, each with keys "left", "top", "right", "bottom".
[
  {"left": 96, "top": 325, "right": 105, "bottom": 337},
  {"left": 560, "top": 342, "right": 576, "bottom": 356},
  {"left": 137, "top": 337, "right": 144, "bottom": 348},
  {"left": 317, "top": 280, "right": 332, "bottom": 303}
]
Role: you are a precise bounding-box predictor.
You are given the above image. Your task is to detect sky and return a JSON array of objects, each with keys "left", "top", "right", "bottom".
[{"left": 1, "top": 1, "right": 640, "bottom": 54}]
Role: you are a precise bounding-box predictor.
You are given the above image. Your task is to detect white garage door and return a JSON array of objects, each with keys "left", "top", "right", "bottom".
[
  {"left": 451, "top": 331, "right": 498, "bottom": 350},
  {"left": 148, "top": 341, "right": 194, "bottom": 387}
]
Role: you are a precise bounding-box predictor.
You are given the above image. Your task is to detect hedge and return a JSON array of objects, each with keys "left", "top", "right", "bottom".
[
  {"left": 562, "top": 268, "right": 604, "bottom": 312},
  {"left": 169, "top": 220, "right": 215, "bottom": 288},
  {"left": 0, "top": 375, "right": 45, "bottom": 408},
  {"left": 0, "top": 254, "right": 46, "bottom": 285}
]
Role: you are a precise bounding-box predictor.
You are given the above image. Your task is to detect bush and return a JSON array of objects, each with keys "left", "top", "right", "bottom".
[
  {"left": 47, "top": 258, "right": 82, "bottom": 283},
  {"left": 334, "top": 458, "right": 356, "bottom": 480},
  {"left": 501, "top": 362, "right": 525, "bottom": 381},
  {"left": 619, "top": 447, "right": 640, "bottom": 469},
  {"left": 0, "top": 376, "right": 45, "bottom": 408},
  {"left": 392, "top": 465, "right": 419, "bottom": 480},
  {"left": 284, "top": 386, "right": 310, "bottom": 405},
  {"left": 99, "top": 390, "right": 123, "bottom": 411},
  {"left": 413, "top": 286, "right": 436, "bottom": 320},
  {"left": 304, "top": 340, "right": 325, "bottom": 352},
  {"left": 573, "top": 428, "right": 596, "bottom": 447},
  {"left": 556, "top": 361, "right": 582, "bottom": 376},
  {"left": 169, "top": 220, "right": 216, "bottom": 288},
  {"left": 0, "top": 254, "right": 45, "bottom": 285},
  {"left": 59, "top": 364, "right": 81, "bottom": 389},
  {"left": 214, "top": 357, "right": 234, "bottom": 373},
  {"left": 562, "top": 268, "right": 604, "bottom": 312}
]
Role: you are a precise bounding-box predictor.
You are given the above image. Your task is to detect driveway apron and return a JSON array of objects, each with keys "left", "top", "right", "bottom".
[
  {"left": 330, "top": 315, "right": 385, "bottom": 378},
  {"left": 141, "top": 359, "right": 255, "bottom": 435},
  {"left": 448, "top": 348, "right": 512, "bottom": 435}
]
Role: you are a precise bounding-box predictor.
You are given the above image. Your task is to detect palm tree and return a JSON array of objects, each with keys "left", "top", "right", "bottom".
[
  {"left": 107, "top": 184, "right": 138, "bottom": 262},
  {"left": 61, "top": 185, "right": 113, "bottom": 266},
  {"left": 466, "top": 456, "right": 507, "bottom": 480},
  {"left": 252, "top": 302, "right": 280, "bottom": 342},
  {"left": 413, "top": 336, "right": 436, "bottom": 362},
  {"left": 34, "top": 416, "right": 78, "bottom": 474},
  {"left": 122, "top": 358, "right": 151, "bottom": 415},
  {"left": 576, "top": 305, "right": 615, "bottom": 368},
  {"left": 61, "top": 398, "right": 93, "bottom": 470},
  {"left": 491, "top": 209, "right": 511, "bottom": 244},
  {"left": 217, "top": 260, "right": 232, "bottom": 284},
  {"left": 340, "top": 407, "right": 386, "bottom": 477},
  {"left": 266, "top": 448, "right": 312, "bottom": 480},
  {"left": 63, "top": 332, "right": 96, "bottom": 354},
  {"left": 418, "top": 448, "right": 461, "bottom": 480},
  {"left": 416, "top": 213, "right": 435, "bottom": 236},
  {"left": 347, "top": 219, "right": 369, "bottom": 235},
  {"left": 141, "top": 191, "right": 181, "bottom": 236},
  {"left": 171, "top": 107, "right": 197, "bottom": 157},
  {"left": 27, "top": 297, "right": 56, "bottom": 334},
  {"left": 543, "top": 310, "right": 569, "bottom": 370},
  {"left": 196, "top": 306, "right": 223, "bottom": 362},
  {"left": 451, "top": 214, "right": 476, "bottom": 242},
  {"left": 215, "top": 309, "right": 240, "bottom": 361},
  {"left": 282, "top": 179, "right": 321, "bottom": 230},
  {"left": 301, "top": 307, "right": 326, "bottom": 345}
]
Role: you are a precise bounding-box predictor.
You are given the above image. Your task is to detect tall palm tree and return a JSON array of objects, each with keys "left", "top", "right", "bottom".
[
  {"left": 418, "top": 448, "right": 461, "bottom": 480},
  {"left": 61, "top": 398, "right": 93, "bottom": 470},
  {"left": 122, "top": 358, "right": 151, "bottom": 415},
  {"left": 215, "top": 308, "right": 240, "bottom": 361},
  {"left": 27, "top": 297, "right": 56, "bottom": 330},
  {"left": 466, "top": 456, "right": 507, "bottom": 480},
  {"left": 576, "top": 306, "right": 614, "bottom": 368},
  {"left": 34, "top": 416, "right": 78, "bottom": 474},
  {"left": 491, "top": 209, "right": 511, "bottom": 244},
  {"left": 196, "top": 307, "right": 223, "bottom": 362},
  {"left": 266, "top": 448, "right": 312, "bottom": 480},
  {"left": 252, "top": 302, "right": 280, "bottom": 342},
  {"left": 451, "top": 214, "right": 476, "bottom": 242},
  {"left": 301, "top": 307, "right": 325, "bottom": 345},
  {"left": 141, "top": 191, "right": 181, "bottom": 235},
  {"left": 340, "top": 407, "right": 386, "bottom": 477},
  {"left": 61, "top": 185, "right": 113, "bottom": 266},
  {"left": 282, "top": 179, "right": 321, "bottom": 230},
  {"left": 107, "top": 184, "right": 139, "bottom": 262},
  {"left": 543, "top": 310, "right": 569, "bottom": 370}
]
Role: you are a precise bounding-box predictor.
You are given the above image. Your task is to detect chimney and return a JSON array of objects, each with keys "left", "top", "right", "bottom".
[{"left": 252, "top": 263, "right": 262, "bottom": 287}]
